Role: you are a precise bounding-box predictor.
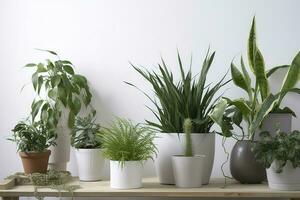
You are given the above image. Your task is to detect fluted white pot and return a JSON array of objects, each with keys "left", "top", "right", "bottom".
[
  {"left": 267, "top": 161, "right": 300, "bottom": 190},
  {"left": 75, "top": 149, "right": 105, "bottom": 181},
  {"left": 110, "top": 161, "right": 142, "bottom": 189},
  {"left": 49, "top": 108, "right": 71, "bottom": 170},
  {"left": 172, "top": 155, "right": 205, "bottom": 188},
  {"left": 154, "top": 133, "right": 215, "bottom": 185}
]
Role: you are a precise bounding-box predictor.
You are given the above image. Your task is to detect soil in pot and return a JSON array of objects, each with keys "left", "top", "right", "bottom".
[
  {"left": 19, "top": 150, "right": 51, "bottom": 174},
  {"left": 230, "top": 140, "right": 266, "bottom": 184}
]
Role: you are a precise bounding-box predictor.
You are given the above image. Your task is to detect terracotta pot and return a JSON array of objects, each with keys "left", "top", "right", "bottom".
[{"left": 19, "top": 150, "right": 51, "bottom": 174}]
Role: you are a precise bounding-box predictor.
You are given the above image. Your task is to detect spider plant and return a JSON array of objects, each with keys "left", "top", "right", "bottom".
[
  {"left": 101, "top": 118, "right": 157, "bottom": 166},
  {"left": 71, "top": 111, "right": 102, "bottom": 149},
  {"left": 126, "top": 49, "right": 229, "bottom": 133},
  {"left": 209, "top": 17, "right": 300, "bottom": 140}
]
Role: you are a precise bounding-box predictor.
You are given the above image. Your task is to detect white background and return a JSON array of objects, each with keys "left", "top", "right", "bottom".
[{"left": 0, "top": 0, "right": 300, "bottom": 199}]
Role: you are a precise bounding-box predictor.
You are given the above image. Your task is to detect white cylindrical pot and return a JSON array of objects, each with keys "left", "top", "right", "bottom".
[
  {"left": 172, "top": 155, "right": 204, "bottom": 188},
  {"left": 75, "top": 149, "right": 105, "bottom": 181},
  {"left": 48, "top": 108, "right": 71, "bottom": 171},
  {"left": 262, "top": 113, "right": 292, "bottom": 135},
  {"left": 154, "top": 133, "right": 215, "bottom": 185},
  {"left": 110, "top": 161, "right": 142, "bottom": 189},
  {"left": 267, "top": 161, "right": 300, "bottom": 190}
]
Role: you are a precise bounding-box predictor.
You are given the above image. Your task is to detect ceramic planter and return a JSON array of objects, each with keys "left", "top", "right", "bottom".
[
  {"left": 267, "top": 161, "right": 300, "bottom": 190},
  {"left": 172, "top": 155, "right": 204, "bottom": 188},
  {"left": 230, "top": 140, "right": 266, "bottom": 184},
  {"left": 154, "top": 133, "right": 215, "bottom": 185},
  {"left": 110, "top": 161, "right": 142, "bottom": 189},
  {"left": 49, "top": 108, "right": 71, "bottom": 171},
  {"left": 261, "top": 113, "right": 292, "bottom": 135},
  {"left": 19, "top": 150, "right": 51, "bottom": 174},
  {"left": 75, "top": 148, "right": 105, "bottom": 181}
]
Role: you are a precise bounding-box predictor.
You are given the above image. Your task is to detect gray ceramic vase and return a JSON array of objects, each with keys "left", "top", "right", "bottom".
[{"left": 230, "top": 140, "right": 266, "bottom": 184}]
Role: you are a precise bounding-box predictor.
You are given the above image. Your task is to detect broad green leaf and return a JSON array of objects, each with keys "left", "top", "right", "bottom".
[
  {"left": 63, "top": 65, "right": 74, "bottom": 75},
  {"left": 37, "top": 76, "right": 43, "bottom": 94},
  {"left": 266, "top": 65, "right": 289, "bottom": 78},
  {"left": 61, "top": 60, "right": 73, "bottom": 65},
  {"left": 224, "top": 97, "right": 251, "bottom": 120},
  {"left": 68, "top": 110, "right": 75, "bottom": 128},
  {"left": 247, "top": 17, "right": 256, "bottom": 74},
  {"left": 25, "top": 63, "right": 36, "bottom": 67},
  {"left": 209, "top": 98, "right": 227, "bottom": 126},
  {"left": 58, "top": 86, "right": 67, "bottom": 106},
  {"left": 51, "top": 75, "right": 61, "bottom": 87},
  {"left": 72, "top": 96, "right": 82, "bottom": 115},
  {"left": 231, "top": 62, "right": 249, "bottom": 94},
  {"left": 37, "top": 63, "right": 47, "bottom": 72},
  {"left": 279, "top": 52, "right": 300, "bottom": 103},
  {"left": 254, "top": 47, "right": 269, "bottom": 101},
  {"left": 32, "top": 72, "right": 38, "bottom": 91},
  {"left": 48, "top": 88, "right": 58, "bottom": 100},
  {"left": 31, "top": 100, "right": 44, "bottom": 121}
]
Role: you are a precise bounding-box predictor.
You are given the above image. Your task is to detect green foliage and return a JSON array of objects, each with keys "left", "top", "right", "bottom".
[
  {"left": 209, "top": 17, "right": 300, "bottom": 140},
  {"left": 101, "top": 118, "right": 157, "bottom": 166},
  {"left": 71, "top": 111, "right": 102, "bottom": 149},
  {"left": 252, "top": 130, "right": 300, "bottom": 173},
  {"left": 25, "top": 49, "right": 92, "bottom": 129},
  {"left": 183, "top": 118, "right": 193, "bottom": 157},
  {"left": 127, "top": 50, "right": 229, "bottom": 133},
  {"left": 9, "top": 119, "right": 56, "bottom": 152}
]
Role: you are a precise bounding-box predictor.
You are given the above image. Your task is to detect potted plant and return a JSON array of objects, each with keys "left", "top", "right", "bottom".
[
  {"left": 210, "top": 17, "right": 300, "bottom": 184},
  {"left": 71, "top": 111, "right": 105, "bottom": 181},
  {"left": 172, "top": 119, "right": 205, "bottom": 188},
  {"left": 25, "top": 49, "right": 93, "bottom": 170},
  {"left": 253, "top": 130, "right": 300, "bottom": 190},
  {"left": 101, "top": 118, "right": 157, "bottom": 189},
  {"left": 9, "top": 118, "right": 56, "bottom": 174},
  {"left": 127, "top": 50, "right": 229, "bottom": 185}
]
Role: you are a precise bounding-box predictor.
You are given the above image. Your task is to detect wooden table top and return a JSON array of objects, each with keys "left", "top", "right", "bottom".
[{"left": 1, "top": 177, "right": 300, "bottom": 198}]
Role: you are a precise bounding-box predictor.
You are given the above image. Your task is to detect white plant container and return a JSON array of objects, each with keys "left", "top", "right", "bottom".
[
  {"left": 154, "top": 133, "right": 215, "bottom": 185},
  {"left": 75, "top": 148, "right": 105, "bottom": 181},
  {"left": 110, "top": 161, "right": 142, "bottom": 189},
  {"left": 49, "top": 108, "right": 71, "bottom": 171},
  {"left": 267, "top": 161, "right": 300, "bottom": 190},
  {"left": 172, "top": 155, "right": 205, "bottom": 188}
]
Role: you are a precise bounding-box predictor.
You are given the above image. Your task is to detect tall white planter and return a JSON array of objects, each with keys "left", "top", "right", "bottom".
[
  {"left": 262, "top": 113, "right": 292, "bottom": 134},
  {"left": 267, "top": 161, "right": 300, "bottom": 190},
  {"left": 154, "top": 133, "right": 215, "bottom": 185},
  {"left": 49, "top": 108, "right": 71, "bottom": 170},
  {"left": 75, "top": 149, "right": 105, "bottom": 181},
  {"left": 172, "top": 155, "right": 205, "bottom": 188},
  {"left": 110, "top": 161, "right": 142, "bottom": 189}
]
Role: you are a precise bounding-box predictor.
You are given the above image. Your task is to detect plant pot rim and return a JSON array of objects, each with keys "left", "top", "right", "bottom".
[
  {"left": 19, "top": 150, "right": 51, "bottom": 158},
  {"left": 110, "top": 160, "right": 142, "bottom": 163},
  {"left": 159, "top": 132, "right": 215, "bottom": 135},
  {"left": 76, "top": 148, "right": 103, "bottom": 151}
]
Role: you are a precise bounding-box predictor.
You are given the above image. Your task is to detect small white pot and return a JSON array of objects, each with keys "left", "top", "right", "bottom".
[
  {"left": 172, "top": 155, "right": 205, "bottom": 188},
  {"left": 267, "top": 161, "right": 300, "bottom": 190},
  {"left": 75, "top": 148, "right": 105, "bottom": 181},
  {"left": 154, "top": 133, "right": 215, "bottom": 184},
  {"left": 110, "top": 161, "right": 142, "bottom": 189}
]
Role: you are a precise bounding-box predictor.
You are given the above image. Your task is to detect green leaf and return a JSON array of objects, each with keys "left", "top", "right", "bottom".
[
  {"left": 35, "top": 48, "right": 58, "bottom": 56},
  {"left": 247, "top": 17, "right": 256, "bottom": 74},
  {"left": 24, "top": 63, "right": 36, "bottom": 67},
  {"left": 266, "top": 65, "right": 289, "bottom": 78},
  {"left": 231, "top": 62, "right": 249, "bottom": 94},
  {"left": 224, "top": 97, "right": 251, "bottom": 120},
  {"left": 58, "top": 86, "right": 67, "bottom": 106},
  {"left": 63, "top": 65, "right": 75, "bottom": 75},
  {"left": 48, "top": 88, "right": 58, "bottom": 100},
  {"left": 72, "top": 96, "right": 82, "bottom": 115},
  {"left": 68, "top": 110, "right": 75, "bottom": 128},
  {"left": 37, "top": 63, "right": 47, "bottom": 72},
  {"left": 31, "top": 100, "right": 44, "bottom": 121},
  {"left": 32, "top": 72, "right": 38, "bottom": 91},
  {"left": 279, "top": 52, "right": 300, "bottom": 103},
  {"left": 254, "top": 47, "right": 269, "bottom": 101},
  {"left": 37, "top": 76, "right": 43, "bottom": 94},
  {"left": 51, "top": 75, "right": 61, "bottom": 87},
  {"left": 61, "top": 60, "right": 73, "bottom": 65},
  {"left": 209, "top": 99, "right": 227, "bottom": 126}
]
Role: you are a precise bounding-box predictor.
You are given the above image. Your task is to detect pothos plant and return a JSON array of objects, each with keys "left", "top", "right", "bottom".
[
  {"left": 252, "top": 130, "right": 300, "bottom": 173},
  {"left": 210, "top": 17, "right": 300, "bottom": 140},
  {"left": 25, "top": 49, "right": 92, "bottom": 130}
]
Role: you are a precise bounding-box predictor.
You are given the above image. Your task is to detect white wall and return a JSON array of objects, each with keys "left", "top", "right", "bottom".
[{"left": 0, "top": 0, "right": 299, "bottom": 199}]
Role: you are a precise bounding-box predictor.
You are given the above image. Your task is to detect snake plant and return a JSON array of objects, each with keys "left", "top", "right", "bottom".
[
  {"left": 126, "top": 50, "right": 229, "bottom": 133},
  {"left": 210, "top": 17, "right": 300, "bottom": 140}
]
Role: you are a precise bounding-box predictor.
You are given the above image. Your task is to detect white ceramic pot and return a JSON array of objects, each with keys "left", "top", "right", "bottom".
[
  {"left": 49, "top": 108, "right": 71, "bottom": 170},
  {"left": 172, "top": 155, "right": 204, "bottom": 188},
  {"left": 262, "top": 113, "right": 292, "bottom": 134},
  {"left": 110, "top": 161, "right": 142, "bottom": 189},
  {"left": 267, "top": 161, "right": 300, "bottom": 190},
  {"left": 75, "top": 148, "right": 105, "bottom": 181},
  {"left": 154, "top": 133, "right": 215, "bottom": 185}
]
